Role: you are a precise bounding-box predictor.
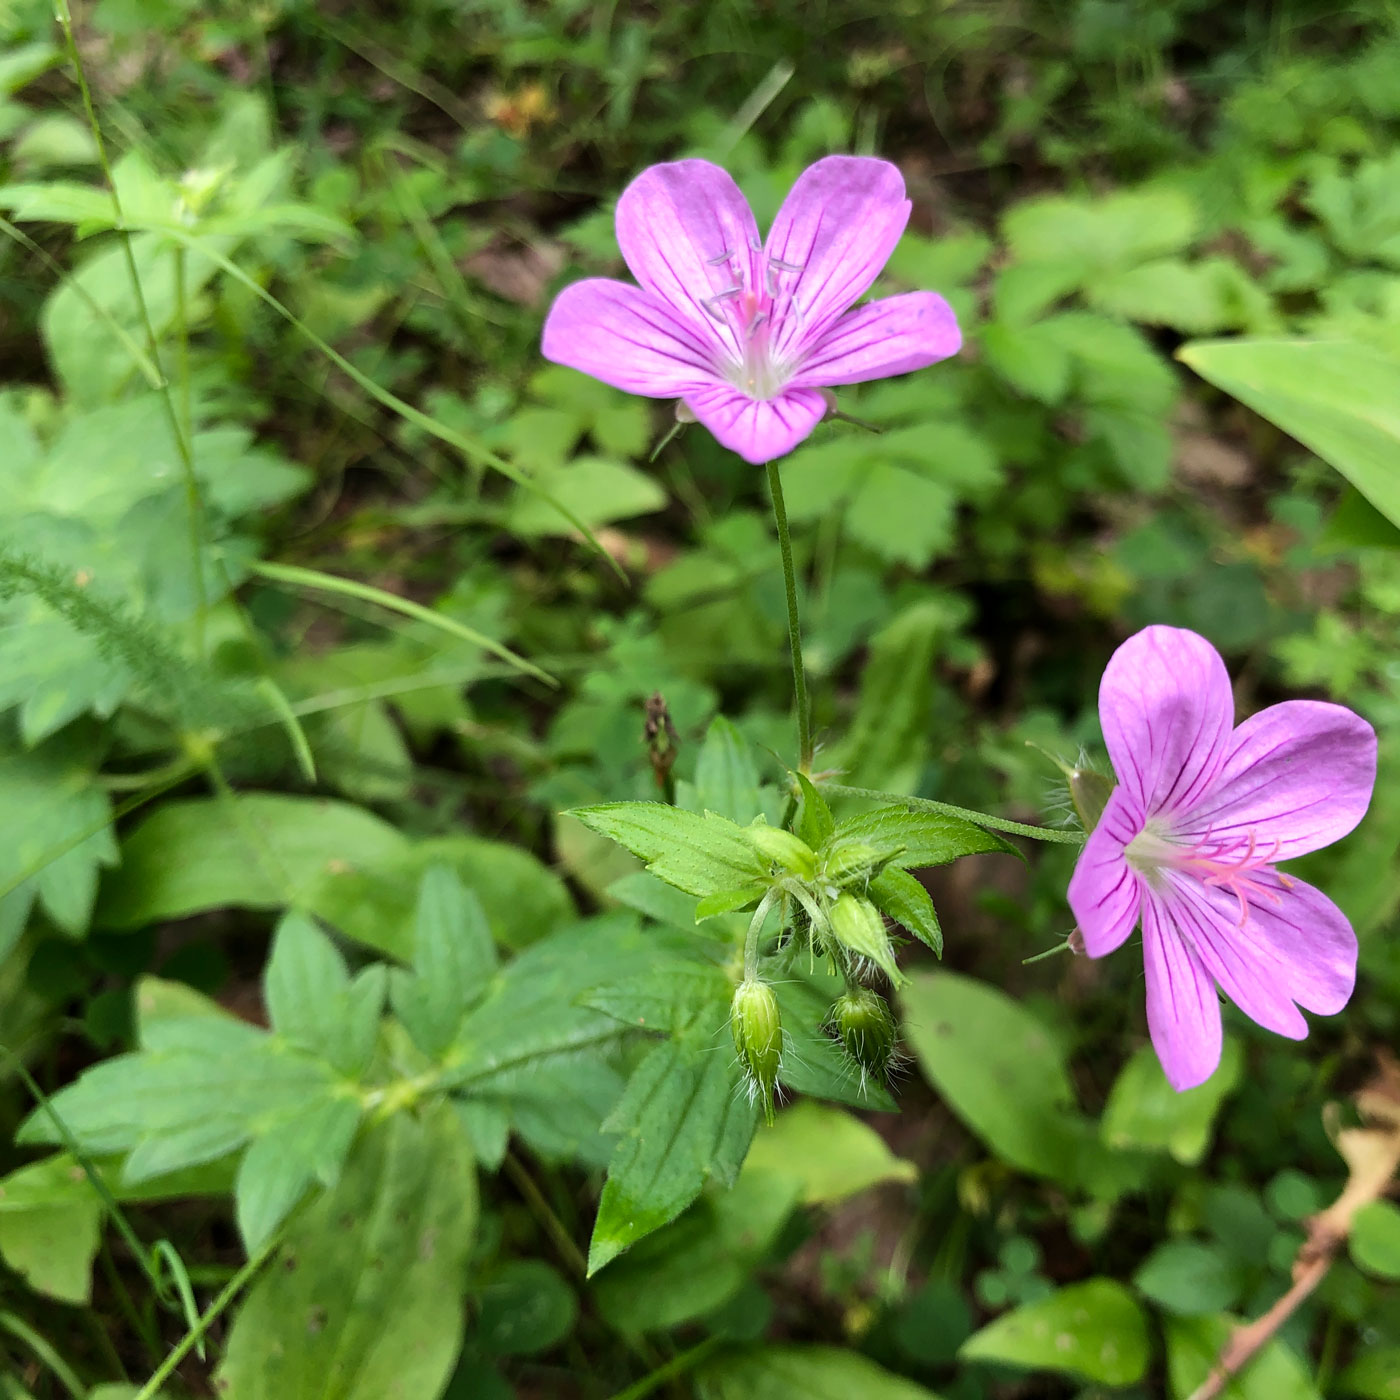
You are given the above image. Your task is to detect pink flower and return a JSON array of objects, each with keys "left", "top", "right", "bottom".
[
  {"left": 1068, "top": 625, "right": 1377, "bottom": 1091},
  {"left": 541, "top": 156, "right": 961, "bottom": 464}
]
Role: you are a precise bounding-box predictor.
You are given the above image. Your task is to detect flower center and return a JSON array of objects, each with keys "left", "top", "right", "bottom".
[
  {"left": 1124, "top": 821, "right": 1293, "bottom": 924},
  {"left": 699, "top": 244, "right": 805, "bottom": 400}
]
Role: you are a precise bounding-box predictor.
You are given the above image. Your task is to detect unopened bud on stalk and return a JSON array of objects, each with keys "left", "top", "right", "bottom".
[
  {"left": 828, "top": 986, "right": 898, "bottom": 1082},
  {"left": 1068, "top": 766, "right": 1114, "bottom": 834},
  {"left": 731, "top": 979, "right": 782, "bottom": 1126},
  {"left": 746, "top": 821, "right": 817, "bottom": 878},
  {"left": 828, "top": 892, "right": 903, "bottom": 986},
  {"left": 823, "top": 839, "right": 888, "bottom": 884}
]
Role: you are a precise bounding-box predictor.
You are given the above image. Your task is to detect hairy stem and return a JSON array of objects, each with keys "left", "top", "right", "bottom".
[{"left": 766, "top": 461, "right": 811, "bottom": 770}]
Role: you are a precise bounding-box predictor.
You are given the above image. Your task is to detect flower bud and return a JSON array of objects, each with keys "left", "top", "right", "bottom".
[
  {"left": 746, "top": 821, "right": 817, "bottom": 878},
  {"left": 1068, "top": 766, "right": 1114, "bottom": 834},
  {"left": 828, "top": 986, "right": 898, "bottom": 1082},
  {"left": 828, "top": 892, "right": 903, "bottom": 985},
  {"left": 823, "top": 838, "right": 896, "bottom": 885},
  {"left": 731, "top": 979, "right": 782, "bottom": 1125}
]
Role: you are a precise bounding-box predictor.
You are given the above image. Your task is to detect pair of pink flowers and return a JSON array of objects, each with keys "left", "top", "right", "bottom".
[{"left": 542, "top": 156, "right": 1378, "bottom": 1092}]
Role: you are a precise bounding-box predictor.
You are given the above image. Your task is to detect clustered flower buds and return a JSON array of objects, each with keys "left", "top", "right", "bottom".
[{"left": 731, "top": 978, "right": 783, "bottom": 1125}]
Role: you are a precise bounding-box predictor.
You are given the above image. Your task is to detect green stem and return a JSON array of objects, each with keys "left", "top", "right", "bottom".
[
  {"left": 503, "top": 1152, "right": 589, "bottom": 1280},
  {"left": 0, "top": 1311, "right": 86, "bottom": 1400},
  {"left": 132, "top": 1235, "right": 280, "bottom": 1400},
  {"left": 173, "top": 243, "right": 193, "bottom": 446},
  {"left": 742, "top": 889, "right": 778, "bottom": 981},
  {"left": 766, "top": 460, "right": 811, "bottom": 771},
  {"left": 604, "top": 1338, "right": 724, "bottom": 1400},
  {"left": 54, "top": 0, "right": 209, "bottom": 654},
  {"left": 820, "top": 783, "right": 1086, "bottom": 845}
]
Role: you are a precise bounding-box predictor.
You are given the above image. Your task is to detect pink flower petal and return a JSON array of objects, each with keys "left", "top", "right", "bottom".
[
  {"left": 764, "top": 156, "right": 911, "bottom": 362},
  {"left": 614, "top": 159, "right": 761, "bottom": 364},
  {"left": 1157, "top": 869, "right": 1356, "bottom": 1032},
  {"left": 683, "top": 385, "right": 827, "bottom": 464},
  {"left": 1152, "top": 873, "right": 1308, "bottom": 1040},
  {"left": 1181, "top": 700, "right": 1377, "bottom": 860},
  {"left": 1100, "top": 626, "right": 1234, "bottom": 821},
  {"left": 789, "top": 291, "right": 962, "bottom": 389},
  {"left": 1067, "top": 785, "right": 1144, "bottom": 957},
  {"left": 541, "top": 278, "right": 721, "bottom": 396},
  {"left": 1142, "top": 896, "right": 1223, "bottom": 1091}
]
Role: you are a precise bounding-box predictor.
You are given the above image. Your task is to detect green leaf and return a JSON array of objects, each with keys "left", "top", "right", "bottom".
[
  {"left": 1338, "top": 1346, "right": 1400, "bottom": 1399},
  {"left": 508, "top": 455, "right": 666, "bottom": 536},
  {"left": 593, "top": 1166, "right": 799, "bottom": 1335},
  {"left": 475, "top": 1261, "right": 578, "bottom": 1357},
  {"left": 263, "top": 911, "right": 351, "bottom": 1055},
  {"left": 833, "top": 601, "right": 947, "bottom": 792},
  {"left": 588, "top": 1038, "right": 753, "bottom": 1274},
  {"left": 795, "top": 773, "right": 834, "bottom": 850},
  {"left": 581, "top": 962, "right": 733, "bottom": 1035},
  {"left": 773, "top": 976, "right": 896, "bottom": 1113},
  {"left": 696, "top": 1345, "right": 944, "bottom": 1400},
  {"left": 1165, "top": 1314, "right": 1321, "bottom": 1400},
  {"left": 392, "top": 866, "right": 497, "bottom": 1057},
  {"left": 234, "top": 1096, "right": 361, "bottom": 1253},
  {"left": 570, "top": 802, "right": 769, "bottom": 898},
  {"left": 1100, "top": 1040, "right": 1243, "bottom": 1164},
  {"left": 1351, "top": 1200, "right": 1400, "bottom": 1279},
  {"left": 0, "top": 728, "right": 116, "bottom": 945},
  {"left": 960, "top": 1278, "right": 1150, "bottom": 1385},
  {"left": 835, "top": 806, "right": 1014, "bottom": 868},
  {"left": 217, "top": 1105, "right": 477, "bottom": 1400},
  {"left": 1178, "top": 337, "right": 1400, "bottom": 530},
  {"left": 900, "top": 971, "right": 1088, "bottom": 1182},
  {"left": 742, "top": 1101, "right": 917, "bottom": 1205},
  {"left": 0, "top": 1194, "right": 100, "bottom": 1304},
  {"left": 868, "top": 867, "right": 942, "bottom": 956},
  {"left": 98, "top": 795, "right": 571, "bottom": 957},
  {"left": 1133, "top": 1240, "right": 1246, "bottom": 1316},
  {"left": 689, "top": 717, "right": 762, "bottom": 824},
  {"left": 694, "top": 886, "right": 766, "bottom": 920}
]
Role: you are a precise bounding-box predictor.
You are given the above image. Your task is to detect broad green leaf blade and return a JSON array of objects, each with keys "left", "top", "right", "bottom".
[
  {"left": 1178, "top": 337, "right": 1400, "bottom": 528},
  {"left": 217, "top": 1104, "right": 477, "bottom": 1400},
  {"left": 571, "top": 802, "right": 769, "bottom": 897},
  {"left": 1351, "top": 1200, "right": 1400, "bottom": 1279},
  {"left": 960, "top": 1279, "right": 1149, "bottom": 1385},
  {"left": 696, "top": 1345, "right": 944, "bottom": 1400},
  {"left": 474, "top": 1260, "right": 578, "bottom": 1357},
  {"left": 581, "top": 963, "right": 733, "bottom": 1035},
  {"left": 834, "top": 807, "right": 1015, "bottom": 868},
  {"left": 0, "top": 1196, "right": 100, "bottom": 1304},
  {"left": 588, "top": 1038, "right": 751, "bottom": 1274},
  {"left": 742, "top": 1101, "right": 917, "bottom": 1205},
  {"left": 900, "top": 971, "right": 1086, "bottom": 1182},
  {"left": 1133, "top": 1240, "right": 1246, "bottom": 1317},
  {"left": 1100, "top": 1040, "right": 1242, "bottom": 1165},
  {"left": 593, "top": 1167, "right": 798, "bottom": 1335},
  {"left": 1338, "top": 1346, "right": 1400, "bottom": 1399}
]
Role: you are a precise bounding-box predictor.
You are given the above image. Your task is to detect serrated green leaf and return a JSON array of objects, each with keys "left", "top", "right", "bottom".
[
  {"left": 217, "top": 1105, "right": 476, "bottom": 1400},
  {"left": 694, "top": 885, "right": 766, "bottom": 919},
  {"left": 960, "top": 1278, "right": 1149, "bottom": 1385},
  {"left": 589, "top": 1038, "right": 749, "bottom": 1274},
  {"left": 593, "top": 1165, "right": 798, "bottom": 1335},
  {"left": 234, "top": 1095, "right": 361, "bottom": 1252},
  {"left": 581, "top": 963, "right": 732, "bottom": 1035},
  {"left": 571, "top": 802, "right": 769, "bottom": 898},
  {"left": 393, "top": 866, "right": 496, "bottom": 1057},
  {"left": 796, "top": 772, "right": 834, "bottom": 849},
  {"left": 264, "top": 911, "right": 352, "bottom": 1056},
  {"left": 835, "top": 806, "right": 1014, "bottom": 868},
  {"left": 868, "top": 867, "right": 942, "bottom": 956}
]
